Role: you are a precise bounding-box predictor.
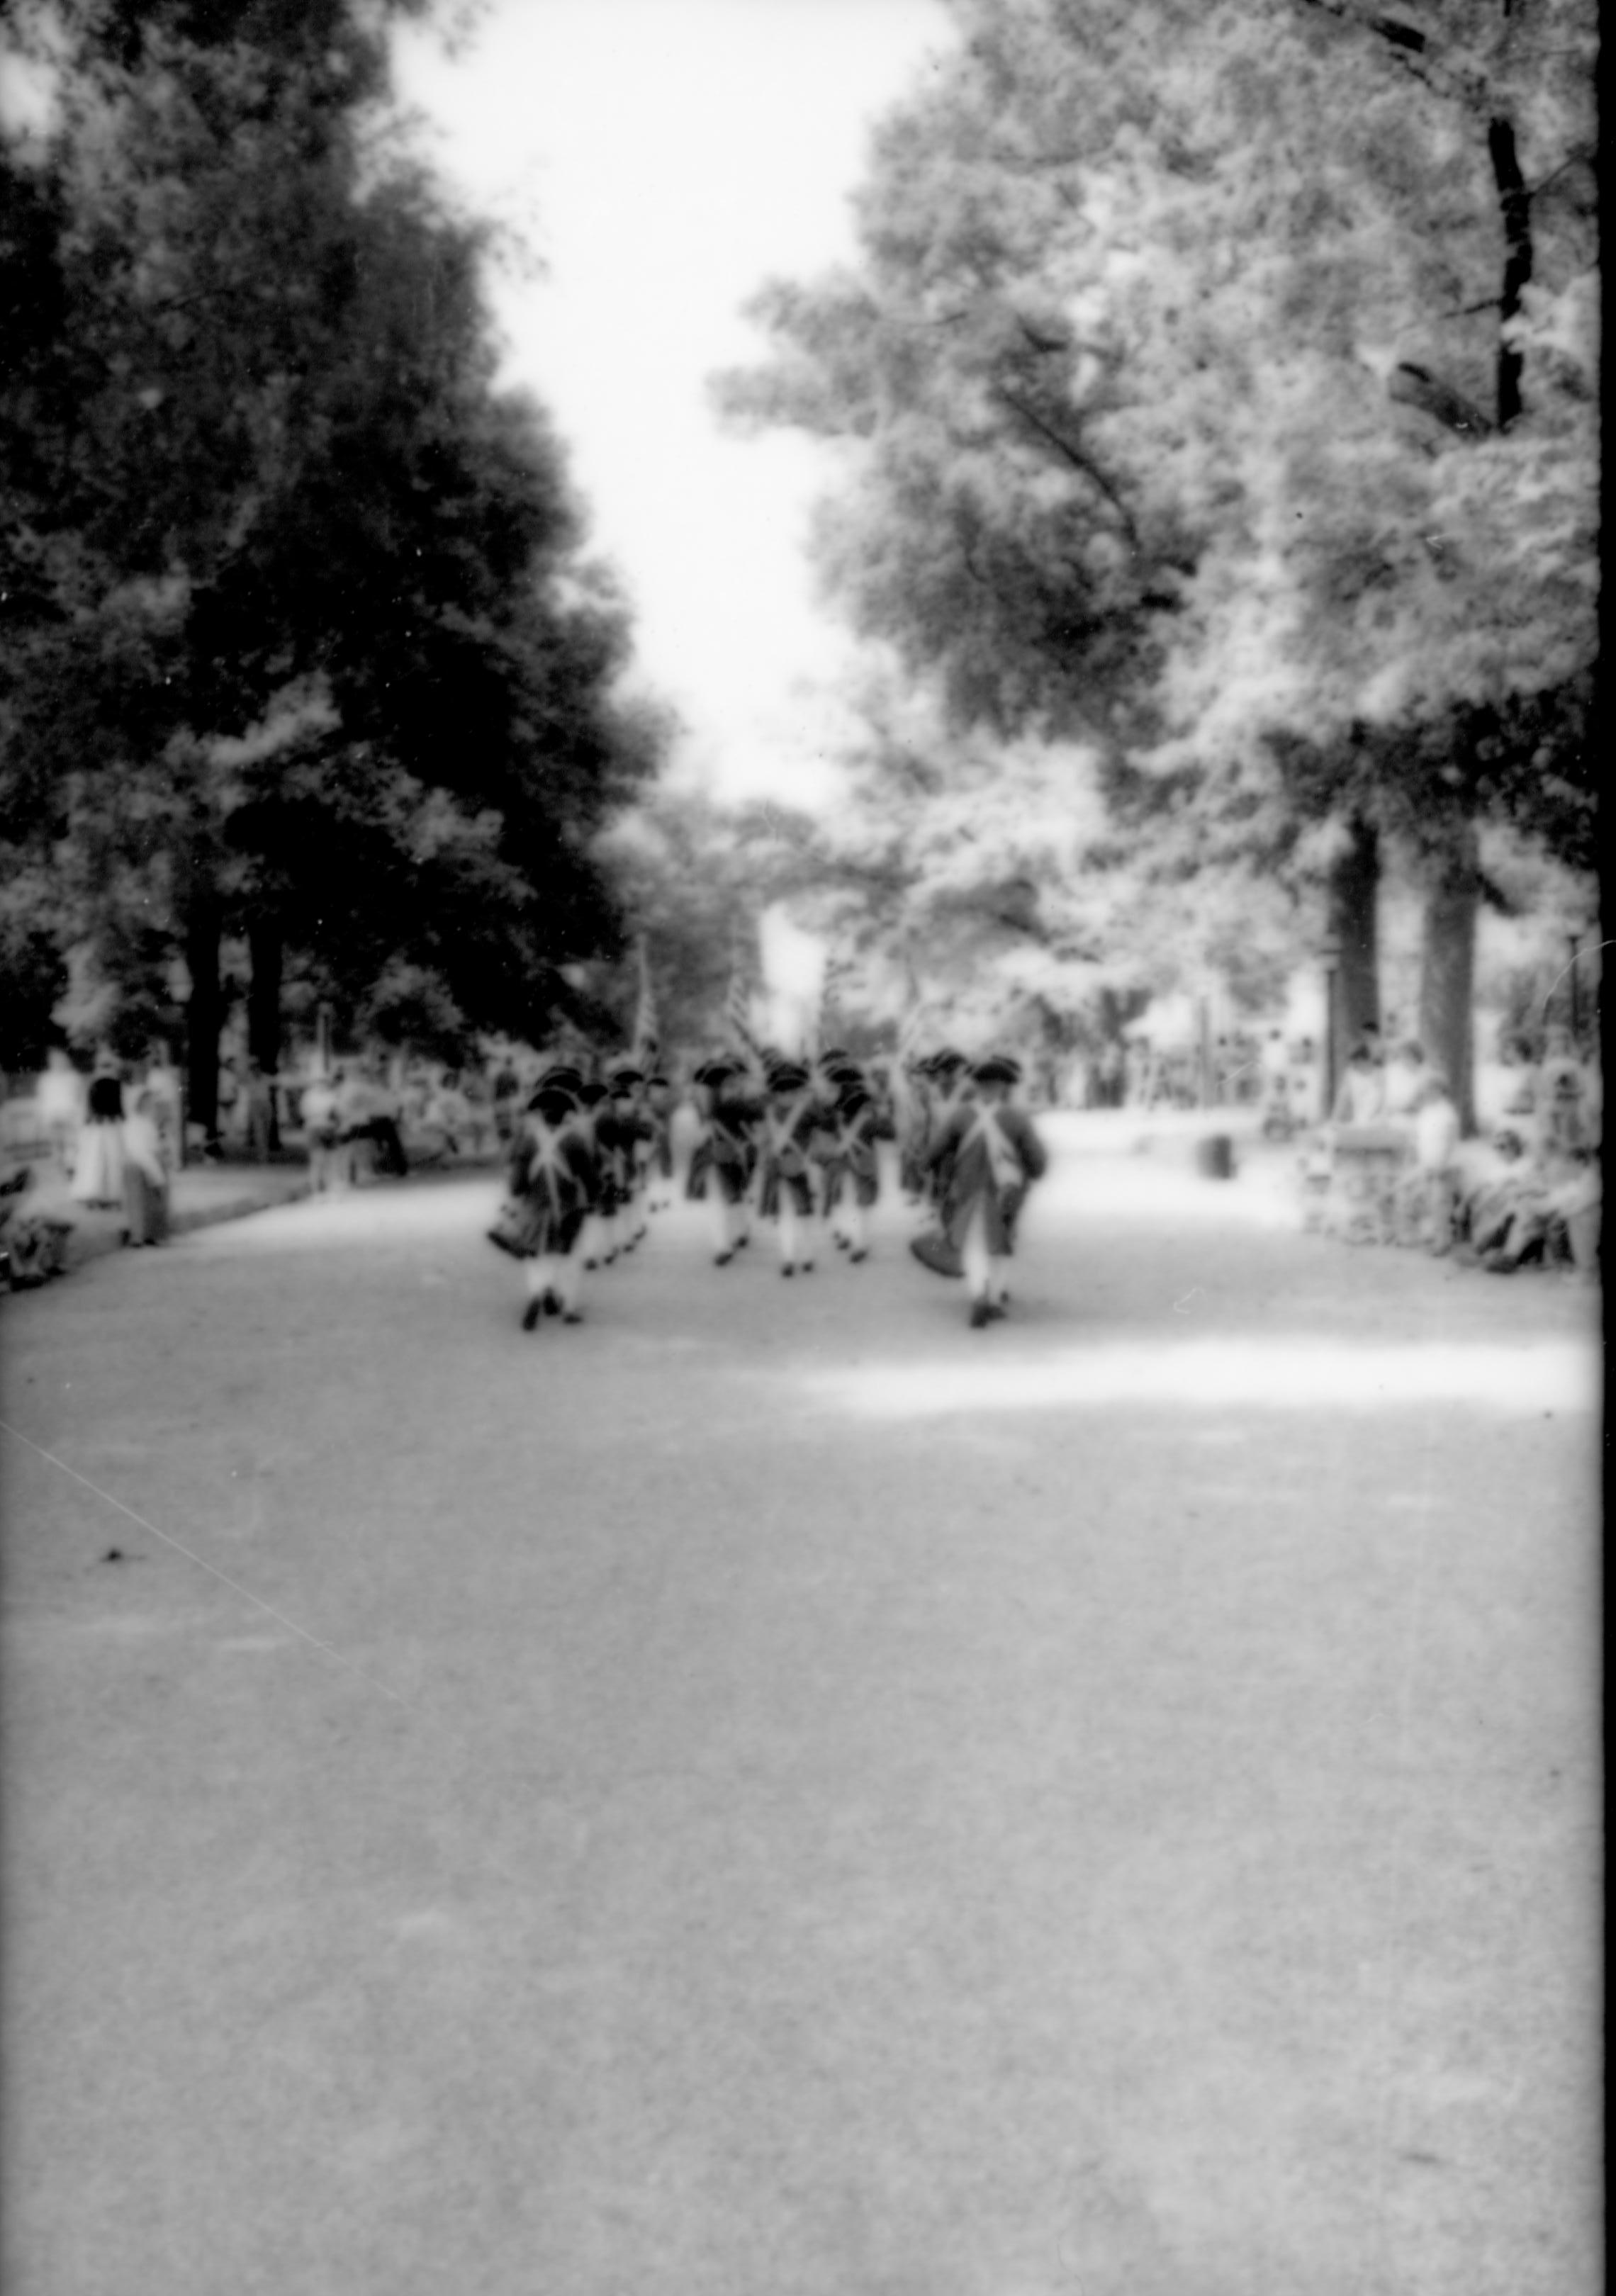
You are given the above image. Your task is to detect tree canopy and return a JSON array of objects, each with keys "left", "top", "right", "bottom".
[
  {"left": 1, "top": 0, "right": 659, "bottom": 1087},
  {"left": 716, "top": 0, "right": 1598, "bottom": 1112}
]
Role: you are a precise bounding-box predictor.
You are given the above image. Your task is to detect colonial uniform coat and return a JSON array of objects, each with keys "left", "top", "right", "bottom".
[
  {"left": 507, "top": 1118, "right": 599, "bottom": 1257},
  {"left": 928, "top": 1098, "right": 1048, "bottom": 1257},
  {"left": 707, "top": 1082, "right": 762, "bottom": 1206},
  {"left": 921, "top": 1072, "right": 972, "bottom": 1210},
  {"left": 757, "top": 1092, "right": 826, "bottom": 1217},
  {"left": 822, "top": 1096, "right": 894, "bottom": 1213}
]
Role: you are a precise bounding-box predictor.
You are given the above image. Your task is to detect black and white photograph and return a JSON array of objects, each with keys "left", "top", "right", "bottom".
[{"left": 0, "top": 0, "right": 1600, "bottom": 2287}]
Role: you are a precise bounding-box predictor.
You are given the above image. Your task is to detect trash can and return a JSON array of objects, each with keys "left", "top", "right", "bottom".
[{"left": 1195, "top": 1134, "right": 1235, "bottom": 1181}]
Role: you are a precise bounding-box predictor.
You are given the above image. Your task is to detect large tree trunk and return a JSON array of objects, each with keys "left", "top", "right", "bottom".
[
  {"left": 1324, "top": 812, "right": 1380, "bottom": 1108},
  {"left": 1489, "top": 116, "right": 1532, "bottom": 429},
  {"left": 1418, "top": 818, "right": 1480, "bottom": 1137},
  {"left": 184, "top": 887, "right": 224, "bottom": 1146},
  {"left": 247, "top": 918, "right": 284, "bottom": 1151},
  {"left": 246, "top": 921, "right": 282, "bottom": 1074}
]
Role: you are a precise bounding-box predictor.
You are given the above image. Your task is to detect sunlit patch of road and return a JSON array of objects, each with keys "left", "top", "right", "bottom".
[
  {"left": 787, "top": 1335, "right": 1601, "bottom": 1419},
  {"left": 184, "top": 1176, "right": 497, "bottom": 1256}
]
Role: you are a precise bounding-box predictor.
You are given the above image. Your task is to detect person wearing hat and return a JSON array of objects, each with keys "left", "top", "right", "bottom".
[
  {"left": 923, "top": 1054, "right": 1048, "bottom": 1327},
  {"left": 688, "top": 1058, "right": 761, "bottom": 1264},
  {"left": 919, "top": 1049, "right": 974, "bottom": 1214},
  {"left": 644, "top": 1073, "right": 677, "bottom": 1212},
  {"left": 591, "top": 1067, "right": 629, "bottom": 1263},
  {"left": 807, "top": 1057, "right": 855, "bottom": 1238},
  {"left": 757, "top": 1062, "right": 828, "bottom": 1275},
  {"left": 495, "top": 1079, "right": 600, "bottom": 1327},
  {"left": 569, "top": 1077, "right": 617, "bottom": 1271},
  {"left": 821, "top": 1073, "right": 894, "bottom": 1261},
  {"left": 600, "top": 1064, "right": 653, "bottom": 1254},
  {"left": 685, "top": 1061, "right": 719, "bottom": 1211}
]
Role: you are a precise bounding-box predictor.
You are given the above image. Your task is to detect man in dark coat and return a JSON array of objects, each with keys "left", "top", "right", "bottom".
[
  {"left": 757, "top": 1062, "right": 829, "bottom": 1276},
  {"left": 924, "top": 1054, "right": 1048, "bottom": 1327},
  {"left": 500, "top": 1074, "right": 599, "bottom": 1328},
  {"left": 691, "top": 1058, "right": 762, "bottom": 1265}
]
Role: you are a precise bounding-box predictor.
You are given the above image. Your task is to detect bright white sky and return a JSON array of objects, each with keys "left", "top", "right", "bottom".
[{"left": 393, "top": 0, "right": 955, "bottom": 809}]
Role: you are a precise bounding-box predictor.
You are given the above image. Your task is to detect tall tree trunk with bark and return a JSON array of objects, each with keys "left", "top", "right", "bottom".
[
  {"left": 1326, "top": 811, "right": 1381, "bottom": 1046},
  {"left": 1418, "top": 816, "right": 1481, "bottom": 1137},
  {"left": 246, "top": 921, "right": 282, "bottom": 1074},
  {"left": 1489, "top": 114, "right": 1532, "bottom": 429},
  {"left": 247, "top": 917, "right": 284, "bottom": 1149},
  {"left": 184, "top": 882, "right": 224, "bottom": 1144}
]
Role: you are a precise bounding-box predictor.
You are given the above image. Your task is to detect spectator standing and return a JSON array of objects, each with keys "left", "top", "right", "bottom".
[
  {"left": 145, "top": 1048, "right": 184, "bottom": 1166},
  {"left": 1409, "top": 1072, "right": 1461, "bottom": 1253},
  {"left": 240, "top": 1059, "right": 274, "bottom": 1162},
  {"left": 301, "top": 1069, "right": 344, "bottom": 1192},
  {"left": 335, "top": 1065, "right": 375, "bottom": 1181},
  {"left": 120, "top": 1088, "right": 171, "bottom": 1246},
  {"left": 1331, "top": 1042, "right": 1386, "bottom": 1125},
  {"left": 1098, "top": 1037, "right": 1125, "bottom": 1110},
  {"left": 366, "top": 1063, "right": 410, "bottom": 1176},
  {"left": 38, "top": 1049, "right": 84, "bottom": 1174},
  {"left": 71, "top": 1051, "right": 125, "bottom": 1206}
]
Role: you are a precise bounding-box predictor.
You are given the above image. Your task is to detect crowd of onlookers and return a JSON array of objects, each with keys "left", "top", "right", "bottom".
[
  {"left": 1077, "top": 1030, "right": 1328, "bottom": 1125},
  {"left": 1305, "top": 1020, "right": 1600, "bottom": 1278},
  {"left": 0, "top": 1042, "right": 504, "bottom": 1281}
]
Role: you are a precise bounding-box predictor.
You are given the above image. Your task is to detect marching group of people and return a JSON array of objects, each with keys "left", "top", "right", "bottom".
[{"left": 488, "top": 1043, "right": 1050, "bottom": 1332}]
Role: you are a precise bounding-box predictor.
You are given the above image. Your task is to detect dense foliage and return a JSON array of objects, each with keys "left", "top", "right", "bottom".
[
  {"left": 717, "top": 0, "right": 1598, "bottom": 1118},
  {"left": 0, "top": 0, "right": 658, "bottom": 1103}
]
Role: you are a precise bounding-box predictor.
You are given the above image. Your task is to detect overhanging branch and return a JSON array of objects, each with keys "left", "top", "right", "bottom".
[{"left": 992, "top": 386, "right": 1142, "bottom": 552}]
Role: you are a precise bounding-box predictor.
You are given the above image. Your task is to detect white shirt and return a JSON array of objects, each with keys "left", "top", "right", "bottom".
[
  {"left": 1414, "top": 1098, "right": 1459, "bottom": 1171},
  {"left": 1384, "top": 1057, "right": 1427, "bottom": 1117}
]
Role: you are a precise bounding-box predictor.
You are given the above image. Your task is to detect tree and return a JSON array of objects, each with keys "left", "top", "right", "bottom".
[
  {"left": 1, "top": 0, "right": 658, "bottom": 1117},
  {"left": 717, "top": 0, "right": 1597, "bottom": 1127}
]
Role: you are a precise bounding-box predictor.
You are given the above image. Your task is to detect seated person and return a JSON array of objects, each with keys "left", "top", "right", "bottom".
[
  {"left": 1, "top": 1160, "right": 74, "bottom": 1283},
  {"left": 1455, "top": 1127, "right": 1578, "bottom": 1273}
]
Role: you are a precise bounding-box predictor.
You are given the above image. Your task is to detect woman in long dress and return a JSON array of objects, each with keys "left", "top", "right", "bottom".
[
  {"left": 71, "top": 1052, "right": 125, "bottom": 1207},
  {"left": 120, "top": 1089, "right": 171, "bottom": 1245}
]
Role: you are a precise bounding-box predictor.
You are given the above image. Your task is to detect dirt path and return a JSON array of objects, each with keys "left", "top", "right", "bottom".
[{"left": 1, "top": 1137, "right": 1600, "bottom": 2295}]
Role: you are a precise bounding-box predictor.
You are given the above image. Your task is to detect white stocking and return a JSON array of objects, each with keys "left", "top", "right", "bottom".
[{"left": 962, "top": 1206, "right": 991, "bottom": 1300}]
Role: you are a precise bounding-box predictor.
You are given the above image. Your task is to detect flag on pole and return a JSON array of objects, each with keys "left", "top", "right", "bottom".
[
  {"left": 629, "top": 935, "right": 658, "bottom": 1067},
  {"left": 814, "top": 950, "right": 848, "bottom": 1062},
  {"left": 897, "top": 954, "right": 930, "bottom": 1066},
  {"left": 722, "top": 913, "right": 764, "bottom": 1072}
]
